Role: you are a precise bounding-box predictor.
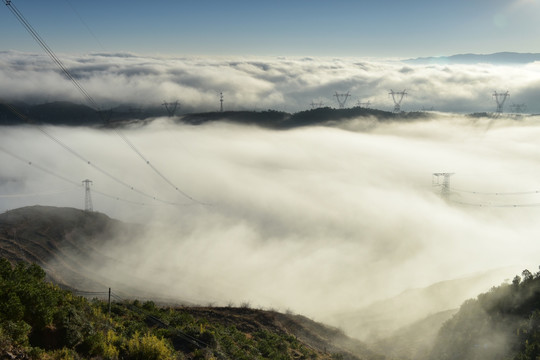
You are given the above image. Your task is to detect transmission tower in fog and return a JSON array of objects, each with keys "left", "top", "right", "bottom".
[
  {"left": 357, "top": 100, "right": 371, "bottom": 108},
  {"left": 82, "top": 179, "right": 93, "bottom": 212},
  {"left": 432, "top": 173, "right": 454, "bottom": 199},
  {"left": 219, "top": 92, "right": 224, "bottom": 112},
  {"left": 310, "top": 101, "right": 324, "bottom": 109},
  {"left": 334, "top": 91, "right": 351, "bottom": 109},
  {"left": 492, "top": 91, "right": 509, "bottom": 114},
  {"left": 510, "top": 103, "right": 526, "bottom": 113},
  {"left": 389, "top": 89, "right": 407, "bottom": 113},
  {"left": 162, "top": 100, "right": 179, "bottom": 117}
]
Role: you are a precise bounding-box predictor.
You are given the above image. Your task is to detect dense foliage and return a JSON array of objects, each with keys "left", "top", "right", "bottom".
[
  {"left": 429, "top": 268, "right": 540, "bottom": 360},
  {"left": 0, "top": 258, "right": 343, "bottom": 359}
]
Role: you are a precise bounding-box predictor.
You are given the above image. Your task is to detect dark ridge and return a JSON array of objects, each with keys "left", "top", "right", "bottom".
[
  {"left": 1, "top": 100, "right": 428, "bottom": 128},
  {"left": 0, "top": 205, "right": 137, "bottom": 289}
]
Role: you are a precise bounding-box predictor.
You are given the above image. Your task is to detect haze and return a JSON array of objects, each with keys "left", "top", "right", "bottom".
[{"left": 2, "top": 112, "right": 540, "bottom": 331}]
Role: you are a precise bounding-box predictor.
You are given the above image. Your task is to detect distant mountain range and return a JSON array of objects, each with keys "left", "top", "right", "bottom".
[{"left": 405, "top": 52, "right": 540, "bottom": 65}]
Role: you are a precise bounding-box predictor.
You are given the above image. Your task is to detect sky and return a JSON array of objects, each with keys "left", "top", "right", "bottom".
[{"left": 2, "top": 0, "right": 540, "bottom": 58}]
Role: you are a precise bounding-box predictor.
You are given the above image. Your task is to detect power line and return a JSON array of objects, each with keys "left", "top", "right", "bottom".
[
  {"left": 0, "top": 142, "right": 172, "bottom": 207},
  {"left": 450, "top": 188, "right": 540, "bottom": 196},
  {"left": 63, "top": 0, "right": 106, "bottom": 51},
  {"left": 433, "top": 172, "right": 540, "bottom": 208},
  {"left": 4, "top": 1, "right": 203, "bottom": 205},
  {"left": 449, "top": 199, "right": 540, "bottom": 208},
  {"left": 113, "top": 129, "right": 206, "bottom": 204},
  {"left": 4, "top": 0, "right": 100, "bottom": 110}
]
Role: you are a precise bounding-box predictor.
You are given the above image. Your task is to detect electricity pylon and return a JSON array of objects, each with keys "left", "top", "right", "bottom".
[
  {"left": 389, "top": 89, "right": 407, "bottom": 113},
  {"left": 493, "top": 91, "right": 509, "bottom": 114},
  {"left": 219, "top": 92, "right": 224, "bottom": 112},
  {"left": 510, "top": 103, "right": 526, "bottom": 113},
  {"left": 432, "top": 173, "right": 454, "bottom": 199},
  {"left": 162, "top": 100, "right": 179, "bottom": 117},
  {"left": 334, "top": 91, "right": 351, "bottom": 109},
  {"left": 357, "top": 100, "right": 371, "bottom": 108},
  {"left": 310, "top": 101, "right": 324, "bottom": 109},
  {"left": 82, "top": 179, "right": 93, "bottom": 212}
]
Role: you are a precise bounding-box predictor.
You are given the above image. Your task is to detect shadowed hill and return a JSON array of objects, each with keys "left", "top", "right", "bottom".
[
  {"left": 0, "top": 205, "right": 139, "bottom": 290},
  {"left": 428, "top": 269, "right": 540, "bottom": 360},
  {"left": 0, "top": 205, "right": 383, "bottom": 359},
  {"left": 180, "top": 106, "right": 426, "bottom": 129}
]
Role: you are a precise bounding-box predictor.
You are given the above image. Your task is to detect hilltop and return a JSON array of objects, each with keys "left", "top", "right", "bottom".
[{"left": 0, "top": 101, "right": 427, "bottom": 128}]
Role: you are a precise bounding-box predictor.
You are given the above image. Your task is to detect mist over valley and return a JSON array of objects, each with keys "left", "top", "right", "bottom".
[{"left": 2, "top": 51, "right": 540, "bottom": 360}]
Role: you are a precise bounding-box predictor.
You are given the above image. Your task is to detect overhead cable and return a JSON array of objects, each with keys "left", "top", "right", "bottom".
[{"left": 5, "top": 0, "right": 203, "bottom": 204}]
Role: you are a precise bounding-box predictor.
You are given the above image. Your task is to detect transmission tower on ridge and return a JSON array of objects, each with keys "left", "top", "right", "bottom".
[
  {"left": 510, "top": 103, "right": 526, "bottom": 113},
  {"left": 334, "top": 91, "right": 351, "bottom": 109},
  {"left": 310, "top": 101, "right": 324, "bottom": 109},
  {"left": 492, "top": 91, "right": 509, "bottom": 114},
  {"left": 82, "top": 179, "right": 93, "bottom": 212},
  {"left": 357, "top": 100, "right": 371, "bottom": 108},
  {"left": 219, "top": 92, "right": 224, "bottom": 112},
  {"left": 389, "top": 89, "right": 407, "bottom": 113},
  {"left": 162, "top": 100, "right": 179, "bottom": 117},
  {"left": 432, "top": 173, "right": 454, "bottom": 199}
]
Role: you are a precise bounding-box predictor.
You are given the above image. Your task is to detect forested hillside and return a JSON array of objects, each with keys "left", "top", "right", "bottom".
[
  {"left": 429, "top": 268, "right": 540, "bottom": 360},
  {"left": 0, "top": 258, "right": 383, "bottom": 360}
]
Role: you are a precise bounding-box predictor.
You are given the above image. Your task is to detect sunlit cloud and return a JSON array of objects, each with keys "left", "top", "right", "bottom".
[
  {"left": 2, "top": 114, "right": 540, "bottom": 338},
  {"left": 1, "top": 51, "right": 539, "bottom": 114}
]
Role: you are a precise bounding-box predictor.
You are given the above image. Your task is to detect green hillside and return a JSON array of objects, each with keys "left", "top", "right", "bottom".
[
  {"left": 429, "top": 269, "right": 540, "bottom": 360},
  {"left": 0, "top": 258, "right": 383, "bottom": 360}
]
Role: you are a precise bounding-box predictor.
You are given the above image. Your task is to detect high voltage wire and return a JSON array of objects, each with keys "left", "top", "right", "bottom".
[
  {"left": 4, "top": 0, "right": 100, "bottom": 110},
  {"left": 446, "top": 185, "right": 540, "bottom": 207},
  {"left": 450, "top": 187, "right": 540, "bottom": 196},
  {"left": 63, "top": 0, "right": 106, "bottom": 51},
  {"left": 113, "top": 130, "right": 207, "bottom": 205},
  {"left": 0, "top": 102, "right": 188, "bottom": 206},
  {"left": 0, "top": 142, "right": 169, "bottom": 207},
  {"left": 449, "top": 199, "right": 540, "bottom": 208},
  {"left": 4, "top": 0, "right": 204, "bottom": 205}
]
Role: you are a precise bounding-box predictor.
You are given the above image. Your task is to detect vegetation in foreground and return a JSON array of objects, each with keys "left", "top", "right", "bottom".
[
  {"left": 430, "top": 267, "right": 540, "bottom": 360},
  {"left": 0, "top": 258, "right": 347, "bottom": 359}
]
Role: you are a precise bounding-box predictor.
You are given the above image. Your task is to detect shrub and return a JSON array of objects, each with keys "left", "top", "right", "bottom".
[{"left": 121, "top": 331, "right": 176, "bottom": 360}]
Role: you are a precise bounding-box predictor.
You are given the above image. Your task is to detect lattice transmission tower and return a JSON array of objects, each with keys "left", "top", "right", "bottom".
[
  {"left": 334, "top": 91, "right": 351, "bottom": 109},
  {"left": 310, "top": 101, "right": 324, "bottom": 109},
  {"left": 357, "top": 100, "right": 371, "bottom": 108},
  {"left": 510, "top": 103, "right": 526, "bottom": 113},
  {"left": 162, "top": 100, "right": 179, "bottom": 117},
  {"left": 219, "top": 92, "right": 224, "bottom": 112},
  {"left": 492, "top": 91, "right": 509, "bottom": 114},
  {"left": 389, "top": 89, "right": 407, "bottom": 113},
  {"left": 82, "top": 179, "right": 93, "bottom": 212},
  {"left": 432, "top": 173, "right": 454, "bottom": 199}
]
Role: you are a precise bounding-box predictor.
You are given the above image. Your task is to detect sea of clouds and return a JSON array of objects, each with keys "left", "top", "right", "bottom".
[
  {"left": 1, "top": 50, "right": 540, "bottom": 113},
  {"left": 2, "top": 52, "right": 540, "bottom": 337}
]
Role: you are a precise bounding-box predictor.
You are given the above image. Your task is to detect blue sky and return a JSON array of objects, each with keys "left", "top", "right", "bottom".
[{"left": 2, "top": 0, "right": 540, "bottom": 58}]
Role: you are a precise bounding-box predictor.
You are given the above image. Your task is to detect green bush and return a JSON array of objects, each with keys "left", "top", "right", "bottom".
[{"left": 121, "top": 331, "right": 176, "bottom": 360}]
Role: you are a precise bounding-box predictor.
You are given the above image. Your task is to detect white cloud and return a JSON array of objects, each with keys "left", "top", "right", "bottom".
[
  {"left": 1, "top": 51, "right": 539, "bottom": 113},
  {"left": 2, "top": 114, "right": 540, "bottom": 330}
]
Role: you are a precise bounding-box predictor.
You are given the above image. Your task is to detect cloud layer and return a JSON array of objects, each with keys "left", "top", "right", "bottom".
[
  {"left": 1, "top": 51, "right": 540, "bottom": 113},
  {"left": 2, "top": 114, "right": 540, "bottom": 330}
]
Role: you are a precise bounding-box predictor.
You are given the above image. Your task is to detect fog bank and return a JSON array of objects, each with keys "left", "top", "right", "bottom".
[
  {"left": 2, "top": 51, "right": 540, "bottom": 113},
  {"left": 1, "top": 114, "right": 540, "bottom": 331}
]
